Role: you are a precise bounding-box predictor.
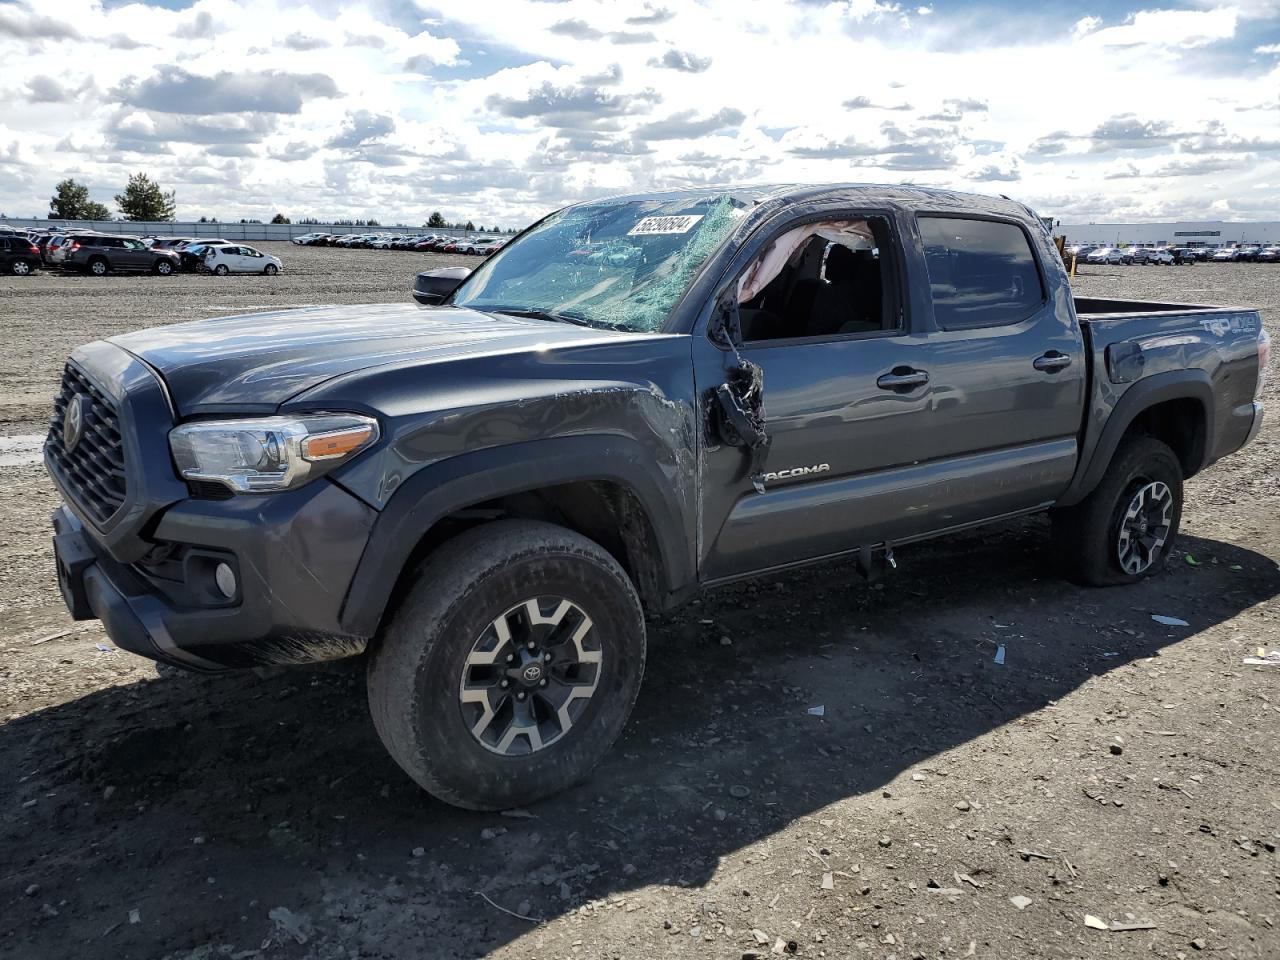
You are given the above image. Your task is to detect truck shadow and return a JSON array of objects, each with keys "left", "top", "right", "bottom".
[{"left": 3, "top": 521, "right": 1277, "bottom": 959}]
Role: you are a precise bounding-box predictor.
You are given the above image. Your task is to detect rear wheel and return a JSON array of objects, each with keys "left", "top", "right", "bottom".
[
  {"left": 88, "top": 257, "right": 108, "bottom": 276},
  {"left": 11, "top": 260, "right": 31, "bottom": 276},
  {"left": 154, "top": 259, "right": 173, "bottom": 276},
  {"left": 1052, "top": 436, "right": 1183, "bottom": 586},
  {"left": 367, "top": 520, "right": 646, "bottom": 810},
  {"left": 213, "top": 264, "right": 229, "bottom": 276}
]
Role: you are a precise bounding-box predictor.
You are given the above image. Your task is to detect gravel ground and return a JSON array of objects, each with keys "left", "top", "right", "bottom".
[{"left": 0, "top": 249, "right": 1277, "bottom": 960}]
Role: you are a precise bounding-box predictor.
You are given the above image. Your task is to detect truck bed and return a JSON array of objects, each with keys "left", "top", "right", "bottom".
[
  {"left": 1073, "top": 296, "right": 1249, "bottom": 318},
  {"left": 1062, "top": 296, "right": 1264, "bottom": 506}
]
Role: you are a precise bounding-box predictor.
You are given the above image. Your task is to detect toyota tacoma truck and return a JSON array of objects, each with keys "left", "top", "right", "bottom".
[{"left": 46, "top": 185, "right": 1268, "bottom": 810}]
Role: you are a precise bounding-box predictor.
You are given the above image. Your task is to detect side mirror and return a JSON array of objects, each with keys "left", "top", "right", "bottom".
[{"left": 412, "top": 266, "right": 472, "bottom": 305}]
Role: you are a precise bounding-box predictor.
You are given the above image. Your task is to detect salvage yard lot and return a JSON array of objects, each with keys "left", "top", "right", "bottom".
[{"left": 1, "top": 249, "right": 1277, "bottom": 959}]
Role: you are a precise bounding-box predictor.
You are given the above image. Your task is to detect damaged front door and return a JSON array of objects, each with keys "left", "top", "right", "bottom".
[{"left": 693, "top": 210, "right": 922, "bottom": 581}]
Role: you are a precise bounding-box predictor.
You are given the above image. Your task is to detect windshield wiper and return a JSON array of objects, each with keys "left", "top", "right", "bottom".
[{"left": 485, "top": 307, "right": 601, "bottom": 329}]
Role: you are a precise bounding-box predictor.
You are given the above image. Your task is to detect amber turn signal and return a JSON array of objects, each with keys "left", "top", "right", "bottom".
[{"left": 301, "top": 425, "right": 376, "bottom": 461}]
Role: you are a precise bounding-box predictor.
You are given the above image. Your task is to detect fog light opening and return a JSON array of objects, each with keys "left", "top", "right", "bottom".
[{"left": 214, "top": 562, "right": 237, "bottom": 600}]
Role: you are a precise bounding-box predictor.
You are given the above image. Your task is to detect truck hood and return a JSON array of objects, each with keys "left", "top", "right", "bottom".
[{"left": 108, "top": 303, "right": 630, "bottom": 415}]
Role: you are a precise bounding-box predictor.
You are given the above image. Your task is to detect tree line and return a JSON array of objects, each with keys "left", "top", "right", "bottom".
[{"left": 45, "top": 177, "right": 516, "bottom": 232}]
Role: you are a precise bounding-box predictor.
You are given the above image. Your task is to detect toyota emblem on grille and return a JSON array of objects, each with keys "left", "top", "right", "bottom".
[{"left": 63, "top": 394, "right": 86, "bottom": 452}]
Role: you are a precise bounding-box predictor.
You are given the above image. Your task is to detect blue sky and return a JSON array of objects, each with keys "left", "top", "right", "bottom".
[{"left": 2, "top": 0, "right": 1279, "bottom": 226}]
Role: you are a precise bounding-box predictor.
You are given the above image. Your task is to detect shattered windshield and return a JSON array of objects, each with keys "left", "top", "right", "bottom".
[{"left": 451, "top": 194, "right": 748, "bottom": 332}]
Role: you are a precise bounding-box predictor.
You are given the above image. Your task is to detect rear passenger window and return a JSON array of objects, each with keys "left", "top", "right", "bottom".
[{"left": 918, "top": 217, "right": 1044, "bottom": 330}]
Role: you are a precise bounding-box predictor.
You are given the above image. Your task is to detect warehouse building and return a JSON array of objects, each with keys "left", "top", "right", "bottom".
[{"left": 1059, "top": 220, "right": 1280, "bottom": 248}]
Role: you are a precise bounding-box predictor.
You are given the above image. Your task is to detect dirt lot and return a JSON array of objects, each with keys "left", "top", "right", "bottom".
[{"left": 1, "top": 247, "right": 1277, "bottom": 960}]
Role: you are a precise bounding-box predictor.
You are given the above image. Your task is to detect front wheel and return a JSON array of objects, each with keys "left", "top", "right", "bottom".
[
  {"left": 264, "top": 263, "right": 278, "bottom": 275},
  {"left": 367, "top": 520, "right": 646, "bottom": 810},
  {"left": 1051, "top": 436, "right": 1183, "bottom": 586}
]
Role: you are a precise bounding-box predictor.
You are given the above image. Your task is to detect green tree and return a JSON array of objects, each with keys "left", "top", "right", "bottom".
[
  {"left": 49, "top": 179, "right": 111, "bottom": 220},
  {"left": 270, "top": 213, "right": 290, "bottom": 224},
  {"left": 114, "top": 172, "right": 176, "bottom": 221},
  {"left": 82, "top": 200, "right": 111, "bottom": 221},
  {"left": 464, "top": 220, "right": 475, "bottom": 232},
  {"left": 427, "top": 211, "right": 446, "bottom": 228}
]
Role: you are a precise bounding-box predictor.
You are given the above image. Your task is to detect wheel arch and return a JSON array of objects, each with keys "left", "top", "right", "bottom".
[
  {"left": 339, "top": 435, "right": 695, "bottom": 639},
  {"left": 1059, "top": 371, "right": 1213, "bottom": 507}
]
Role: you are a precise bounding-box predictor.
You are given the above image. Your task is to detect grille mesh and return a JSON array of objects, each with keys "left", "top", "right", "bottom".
[{"left": 46, "top": 363, "right": 127, "bottom": 524}]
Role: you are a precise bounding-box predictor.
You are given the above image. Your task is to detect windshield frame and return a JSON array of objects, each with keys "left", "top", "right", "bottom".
[{"left": 444, "top": 196, "right": 753, "bottom": 335}]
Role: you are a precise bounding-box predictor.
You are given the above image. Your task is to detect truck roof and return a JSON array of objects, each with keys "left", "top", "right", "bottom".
[{"left": 587, "top": 183, "right": 1039, "bottom": 221}]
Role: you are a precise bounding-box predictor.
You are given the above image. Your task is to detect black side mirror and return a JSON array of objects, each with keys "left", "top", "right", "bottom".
[{"left": 412, "top": 266, "right": 472, "bottom": 305}]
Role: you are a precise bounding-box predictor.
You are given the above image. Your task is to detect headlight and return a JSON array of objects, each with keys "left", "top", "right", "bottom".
[{"left": 169, "top": 414, "right": 379, "bottom": 493}]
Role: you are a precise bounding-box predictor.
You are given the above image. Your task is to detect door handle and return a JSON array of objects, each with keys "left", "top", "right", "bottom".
[
  {"left": 876, "top": 368, "right": 929, "bottom": 391},
  {"left": 1033, "top": 352, "right": 1073, "bottom": 372}
]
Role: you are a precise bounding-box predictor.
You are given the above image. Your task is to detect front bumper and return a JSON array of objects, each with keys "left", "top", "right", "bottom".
[{"left": 52, "top": 479, "right": 378, "bottom": 672}]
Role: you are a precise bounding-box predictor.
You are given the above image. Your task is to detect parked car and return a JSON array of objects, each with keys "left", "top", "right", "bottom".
[
  {"left": 46, "top": 184, "right": 1269, "bottom": 811},
  {"left": 32, "top": 234, "right": 60, "bottom": 263},
  {"left": 292, "top": 233, "right": 326, "bottom": 245},
  {"left": 1169, "top": 247, "right": 1199, "bottom": 265},
  {"left": 1256, "top": 247, "right": 1280, "bottom": 263},
  {"left": 1211, "top": 247, "right": 1242, "bottom": 262},
  {"left": 0, "top": 234, "right": 41, "bottom": 275},
  {"left": 461, "top": 237, "right": 505, "bottom": 255},
  {"left": 178, "top": 240, "right": 233, "bottom": 272},
  {"left": 57, "top": 233, "right": 180, "bottom": 275},
  {"left": 1143, "top": 248, "right": 1176, "bottom": 266},
  {"left": 149, "top": 238, "right": 194, "bottom": 252},
  {"left": 201, "top": 244, "right": 283, "bottom": 275},
  {"left": 1085, "top": 246, "right": 1124, "bottom": 264}
]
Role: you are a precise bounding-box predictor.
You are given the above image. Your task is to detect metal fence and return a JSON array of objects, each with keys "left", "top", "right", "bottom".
[{"left": 0, "top": 218, "right": 481, "bottom": 242}]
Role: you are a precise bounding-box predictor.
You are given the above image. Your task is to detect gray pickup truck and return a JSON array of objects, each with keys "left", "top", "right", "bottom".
[{"left": 47, "top": 185, "right": 1267, "bottom": 810}]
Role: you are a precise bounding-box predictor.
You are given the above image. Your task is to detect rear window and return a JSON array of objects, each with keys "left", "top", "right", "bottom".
[{"left": 918, "top": 217, "right": 1044, "bottom": 330}]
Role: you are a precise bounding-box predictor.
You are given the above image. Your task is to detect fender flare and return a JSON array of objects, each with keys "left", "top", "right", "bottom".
[
  {"left": 338, "top": 434, "right": 694, "bottom": 637},
  {"left": 1058, "top": 370, "right": 1214, "bottom": 507}
]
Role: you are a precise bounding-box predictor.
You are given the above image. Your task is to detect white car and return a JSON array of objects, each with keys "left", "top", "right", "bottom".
[
  {"left": 202, "top": 244, "right": 283, "bottom": 275},
  {"left": 1085, "top": 246, "right": 1124, "bottom": 265},
  {"left": 460, "top": 237, "right": 505, "bottom": 255},
  {"left": 292, "top": 232, "right": 326, "bottom": 245}
]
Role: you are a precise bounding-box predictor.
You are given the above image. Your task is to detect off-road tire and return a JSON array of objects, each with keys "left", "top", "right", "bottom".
[
  {"left": 367, "top": 520, "right": 646, "bottom": 810},
  {"left": 1052, "top": 436, "right": 1183, "bottom": 586}
]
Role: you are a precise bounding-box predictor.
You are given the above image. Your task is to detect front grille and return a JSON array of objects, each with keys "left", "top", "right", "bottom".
[{"left": 47, "top": 363, "right": 128, "bottom": 524}]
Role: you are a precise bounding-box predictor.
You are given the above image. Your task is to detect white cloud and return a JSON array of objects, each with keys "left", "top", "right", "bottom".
[{"left": 0, "top": 0, "right": 1278, "bottom": 225}]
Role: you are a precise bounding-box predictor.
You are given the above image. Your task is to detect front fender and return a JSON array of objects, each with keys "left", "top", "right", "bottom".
[{"left": 337, "top": 435, "right": 695, "bottom": 638}]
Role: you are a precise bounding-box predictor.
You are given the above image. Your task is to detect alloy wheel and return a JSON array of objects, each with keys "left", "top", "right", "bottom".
[
  {"left": 458, "top": 596, "right": 603, "bottom": 756},
  {"left": 1116, "top": 480, "right": 1173, "bottom": 575}
]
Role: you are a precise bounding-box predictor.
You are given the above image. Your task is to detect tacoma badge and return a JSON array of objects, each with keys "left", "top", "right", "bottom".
[{"left": 762, "top": 463, "right": 830, "bottom": 483}]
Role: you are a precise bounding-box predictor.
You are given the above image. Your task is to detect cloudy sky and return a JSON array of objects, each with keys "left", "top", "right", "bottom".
[{"left": 2, "top": 0, "right": 1279, "bottom": 227}]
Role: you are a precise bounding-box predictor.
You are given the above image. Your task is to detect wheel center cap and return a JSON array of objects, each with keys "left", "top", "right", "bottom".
[
  {"left": 1137, "top": 518, "right": 1149, "bottom": 534},
  {"left": 520, "top": 662, "right": 543, "bottom": 684}
]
